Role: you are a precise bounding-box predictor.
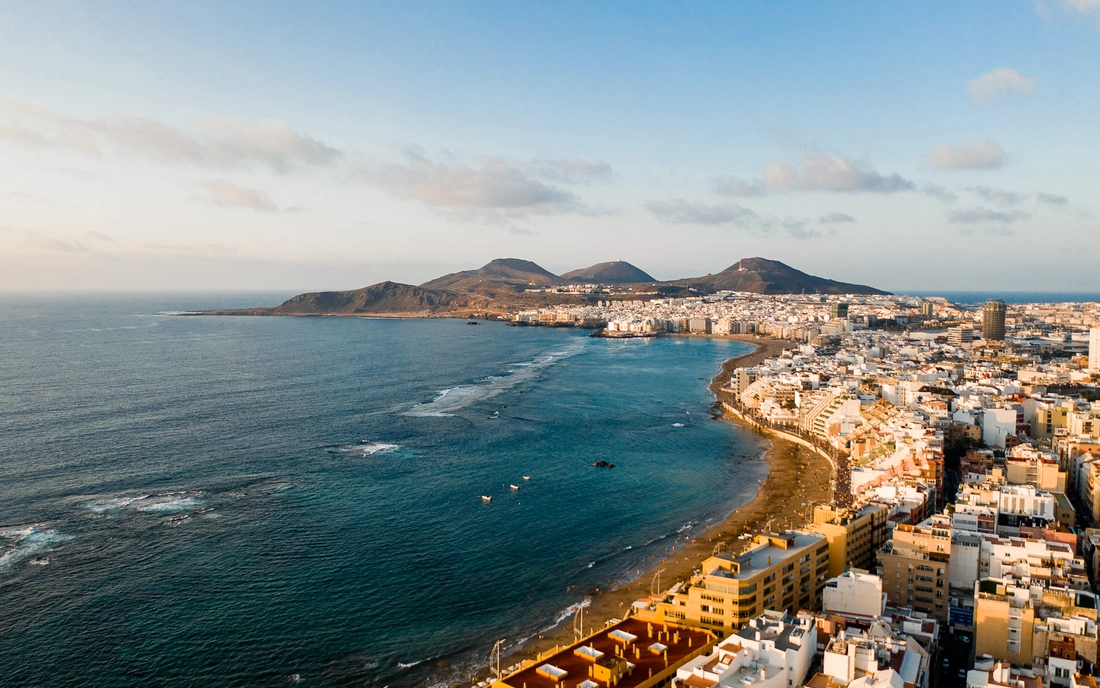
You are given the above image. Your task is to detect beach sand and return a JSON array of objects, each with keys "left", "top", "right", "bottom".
[{"left": 490, "top": 336, "right": 834, "bottom": 676}]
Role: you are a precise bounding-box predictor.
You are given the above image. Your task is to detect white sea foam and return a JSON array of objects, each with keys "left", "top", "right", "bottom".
[
  {"left": 137, "top": 496, "right": 202, "bottom": 513},
  {"left": 405, "top": 345, "right": 584, "bottom": 417},
  {"left": 397, "top": 660, "right": 424, "bottom": 669},
  {"left": 672, "top": 422, "right": 685, "bottom": 428},
  {"left": 548, "top": 597, "right": 592, "bottom": 628},
  {"left": 82, "top": 495, "right": 150, "bottom": 512},
  {"left": 0, "top": 526, "right": 72, "bottom": 571}
]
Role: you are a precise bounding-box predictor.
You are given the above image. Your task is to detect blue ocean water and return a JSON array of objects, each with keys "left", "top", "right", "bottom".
[
  {"left": 904, "top": 291, "right": 1100, "bottom": 305},
  {"left": 0, "top": 294, "right": 766, "bottom": 687}
]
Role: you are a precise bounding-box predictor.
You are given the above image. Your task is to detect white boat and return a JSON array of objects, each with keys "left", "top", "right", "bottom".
[
  {"left": 522, "top": 475, "right": 530, "bottom": 480},
  {"left": 510, "top": 484, "right": 519, "bottom": 491},
  {"left": 480, "top": 495, "right": 492, "bottom": 503}
]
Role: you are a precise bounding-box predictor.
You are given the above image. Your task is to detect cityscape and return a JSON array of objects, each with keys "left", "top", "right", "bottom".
[
  {"left": 3, "top": 2, "right": 1100, "bottom": 688},
  {"left": 484, "top": 293, "right": 1100, "bottom": 688}
]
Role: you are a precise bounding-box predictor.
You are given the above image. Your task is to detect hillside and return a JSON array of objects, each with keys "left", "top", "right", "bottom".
[
  {"left": 680, "top": 257, "right": 887, "bottom": 295},
  {"left": 561, "top": 261, "right": 654, "bottom": 284},
  {"left": 420, "top": 258, "right": 562, "bottom": 292},
  {"left": 194, "top": 256, "right": 887, "bottom": 317}
]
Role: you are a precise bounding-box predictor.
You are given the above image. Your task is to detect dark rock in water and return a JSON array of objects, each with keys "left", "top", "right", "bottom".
[{"left": 592, "top": 460, "right": 615, "bottom": 468}]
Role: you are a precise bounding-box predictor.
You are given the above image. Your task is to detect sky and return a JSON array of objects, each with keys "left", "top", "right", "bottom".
[{"left": 1, "top": 1, "right": 1098, "bottom": 293}]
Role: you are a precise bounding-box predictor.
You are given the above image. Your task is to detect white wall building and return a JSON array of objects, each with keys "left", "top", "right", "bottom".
[{"left": 823, "top": 570, "right": 887, "bottom": 619}]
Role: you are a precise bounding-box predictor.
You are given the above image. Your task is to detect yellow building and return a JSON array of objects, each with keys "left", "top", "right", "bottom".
[
  {"left": 639, "top": 531, "right": 829, "bottom": 636},
  {"left": 810, "top": 503, "right": 891, "bottom": 578},
  {"left": 974, "top": 578, "right": 1099, "bottom": 667},
  {"left": 1006, "top": 455, "right": 1067, "bottom": 492},
  {"left": 877, "top": 514, "right": 951, "bottom": 620}
]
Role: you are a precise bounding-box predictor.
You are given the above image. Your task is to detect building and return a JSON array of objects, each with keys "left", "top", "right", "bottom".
[
  {"left": 983, "top": 299, "right": 1007, "bottom": 341},
  {"left": 822, "top": 570, "right": 887, "bottom": 619},
  {"left": 1091, "top": 327, "right": 1100, "bottom": 372},
  {"left": 496, "top": 617, "right": 715, "bottom": 688},
  {"left": 973, "top": 577, "right": 1098, "bottom": 667},
  {"left": 877, "top": 515, "right": 952, "bottom": 620},
  {"left": 810, "top": 503, "right": 891, "bottom": 578},
  {"left": 670, "top": 611, "right": 816, "bottom": 688},
  {"left": 639, "top": 531, "right": 829, "bottom": 635},
  {"left": 949, "top": 325, "right": 976, "bottom": 347},
  {"left": 815, "top": 624, "right": 931, "bottom": 688},
  {"left": 830, "top": 303, "right": 849, "bottom": 319}
]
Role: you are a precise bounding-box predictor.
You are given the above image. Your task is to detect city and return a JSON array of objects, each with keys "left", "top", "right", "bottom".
[{"left": 487, "top": 295, "right": 1100, "bottom": 688}]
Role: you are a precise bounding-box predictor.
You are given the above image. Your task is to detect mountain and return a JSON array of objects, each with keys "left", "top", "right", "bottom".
[
  {"left": 195, "top": 256, "right": 887, "bottom": 317},
  {"left": 271, "top": 281, "right": 459, "bottom": 315},
  {"left": 421, "top": 258, "right": 562, "bottom": 292},
  {"left": 680, "top": 257, "right": 888, "bottom": 295},
  {"left": 561, "top": 261, "right": 655, "bottom": 284}
]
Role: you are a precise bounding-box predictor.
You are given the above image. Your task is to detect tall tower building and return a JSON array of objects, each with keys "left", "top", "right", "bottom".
[
  {"left": 982, "top": 299, "right": 1006, "bottom": 341},
  {"left": 1090, "top": 327, "right": 1100, "bottom": 372},
  {"left": 830, "top": 302, "right": 849, "bottom": 319}
]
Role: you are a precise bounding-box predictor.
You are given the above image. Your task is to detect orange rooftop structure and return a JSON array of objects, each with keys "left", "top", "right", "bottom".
[{"left": 495, "top": 617, "right": 715, "bottom": 688}]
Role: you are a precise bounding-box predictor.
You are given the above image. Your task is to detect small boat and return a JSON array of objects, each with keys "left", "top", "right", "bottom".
[
  {"left": 510, "top": 484, "right": 519, "bottom": 491},
  {"left": 467, "top": 321, "right": 479, "bottom": 325},
  {"left": 480, "top": 495, "right": 492, "bottom": 503},
  {"left": 522, "top": 476, "right": 530, "bottom": 481}
]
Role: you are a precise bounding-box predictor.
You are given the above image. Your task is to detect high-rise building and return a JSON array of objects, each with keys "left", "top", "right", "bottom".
[
  {"left": 877, "top": 514, "right": 951, "bottom": 620},
  {"left": 830, "top": 302, "right": 849, "bottom": 319},
  {"left": 982, "top": 299, "right": 1006, "bottom": 341},
  {"left": 1090, "top": 327, "right": 1100, "bottom": 372},
  {"left": 920, "top": 302, "right": 935, "bottom": 317},
  {"left": 948, "top": 325, "right": 974, "bottom": 346}
]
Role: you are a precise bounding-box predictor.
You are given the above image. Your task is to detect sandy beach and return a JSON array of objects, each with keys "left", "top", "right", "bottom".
[{"left": 490, "top": 335, "right": 834, "bottom": 676}]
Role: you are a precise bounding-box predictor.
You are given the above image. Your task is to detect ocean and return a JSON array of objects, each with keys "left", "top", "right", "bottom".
[{"left": 0, "top": 294, "right": 766, "bottom": 687}]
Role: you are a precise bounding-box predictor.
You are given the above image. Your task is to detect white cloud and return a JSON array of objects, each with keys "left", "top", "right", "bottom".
[
  {"left": 529, "top": 157, "right": 614, "bottom": 184},
  {"left": 360, "top": 150, "right": 596, "bottom": 223},
  {"left": 819, "top": 212, "right": 856, "bottom": 224},
  {"left": 967, "top": 185, "right": 1026, "bottom": 206},
  {"left": 1036, "top": 192, "right": 1069, "bottom": 205},
  {"left": 712, "top": 175, "right": 767, "bottom": 197},
  {"left": 713, "top": 152, "right": 912, "bottom": 197},
  {"left": 646, "top": 199, "right": 755, "bottom": 225},
  {"left": 968, "top": 68, "right": 1037, "bottom": 105},
  {"left": 947, "top": 207, "right": 1032, "bottom": 224},
  {"left": 922, "top": 184, "right": 958, "bottom": 204},
  {"left": 200, "top": 180, "right": 278, "bottom": 212},
  {"left": 925, "top": 140, "right": 1006, "bottom": 170},
  {"left": 0, "top": 99, "right": 341, "bottom": 171}
]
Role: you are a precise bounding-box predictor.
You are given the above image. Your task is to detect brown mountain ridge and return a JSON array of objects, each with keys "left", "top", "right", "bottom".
[{"left": 197, "top": 257, "right": 887, "bottom": 317}]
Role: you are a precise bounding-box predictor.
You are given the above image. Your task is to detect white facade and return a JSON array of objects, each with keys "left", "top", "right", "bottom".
[
  {"left": 823, "top": 570, "right": 887, "bottom": 618},
  {"left": 671, "top": 612, "right": 815, "bottom": 688},
  {"left": 983, "top": 408, "right": 1018, "bottom": 448},
  {"left": 1091, "top": 327, "right": 1100, "bottom": 372}
]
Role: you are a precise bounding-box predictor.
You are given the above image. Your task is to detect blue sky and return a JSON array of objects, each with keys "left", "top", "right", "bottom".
[{"left": 1, "top": 1, "right": 1098, "bottom": 291}]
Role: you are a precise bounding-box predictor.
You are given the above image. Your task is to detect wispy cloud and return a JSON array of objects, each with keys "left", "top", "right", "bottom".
[
  {"left": 529, "top": 157, "right": 614, "bottom": 184},
  {"left": 0, "top": 100, "right": 341, "bottom": 172},
  {"left": 922, "top": 184, "right": 958, "bottom": 204},
  {"left": 947, "top": 207, "right": 1032, "bottom": 224},
  {"left": 967, "top": 185, "right": 1026, "bottom": 206},
  {"left": 200, "top": 180, "right": 279, "bottom": 212},
  {"left": 1036, "top": 192, "right": 1069, "bottom": 205},
  {"left": 714, "top": 151, "right": 912, "bottom": 196},
  {"left": 968, "top": 68, "right": 1037, "bottom": 105},
  {"left": 360, "top": 149, "right": 607, "bottom": 223},
  {"left": 646, "top": 199, "right": 755, "bottom": 225},
  {"left": 818, "top": 212, "right": 856, "bottom": 224},
  {"left": 925, "top": 139, "right": 1006, "bottom": 170}
]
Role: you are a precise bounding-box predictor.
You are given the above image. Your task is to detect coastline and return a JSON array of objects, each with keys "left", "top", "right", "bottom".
[{"left": 479, "top": 335, "right": 834, "bottom": 682}]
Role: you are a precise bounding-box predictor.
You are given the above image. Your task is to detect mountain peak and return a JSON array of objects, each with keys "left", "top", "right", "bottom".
[{"left": 561, "top": 260, "right": 655, "bottom": 284}]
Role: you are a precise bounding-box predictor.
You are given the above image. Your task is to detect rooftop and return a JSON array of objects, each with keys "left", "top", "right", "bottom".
[{"left": 498, "top": 617, "right": 713, "bottom": 688}]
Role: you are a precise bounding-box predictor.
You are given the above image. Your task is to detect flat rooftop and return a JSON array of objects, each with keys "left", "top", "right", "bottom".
[
  {"left": 708, "top": 532, "right": 823, "bottom": 579},
  {"left": 499, "top": 617, "right": 713, "bottom": 688}
]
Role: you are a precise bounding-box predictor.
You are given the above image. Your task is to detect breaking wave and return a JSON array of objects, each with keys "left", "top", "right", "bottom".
[
  {"left": 405, "top": 346, "right": 584, "bottom": 417},
  {"left": 0, "top": 526, "right": 72, "bottom": 571}
]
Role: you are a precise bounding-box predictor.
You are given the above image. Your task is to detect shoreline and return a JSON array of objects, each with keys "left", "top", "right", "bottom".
[{"left": 473, "top": 335, "right": 834, "bottom": 684}]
